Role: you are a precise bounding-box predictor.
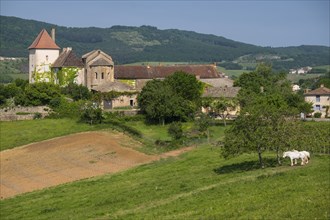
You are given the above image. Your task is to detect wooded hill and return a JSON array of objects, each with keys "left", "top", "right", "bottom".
[{"left": 1, "top": 16, "right": 329, "bottom": 70}]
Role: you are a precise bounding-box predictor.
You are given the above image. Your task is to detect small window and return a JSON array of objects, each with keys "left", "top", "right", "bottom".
[
  {"left": 46, "top": 55, "right": 49, "bottom": 61},
  {"left": 315, "top": 105, "right": 321, "bottom": 111},
  {"left": 316, "top": 95, "right": 320, "bottom": 102},
  {"left": 95, "top": 72, "right": 98, "bottom": 79},
  {"left": 101, "top": 72, "right": 104, "bottom": 79}
]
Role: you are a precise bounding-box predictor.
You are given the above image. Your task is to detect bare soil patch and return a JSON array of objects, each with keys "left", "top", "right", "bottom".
[{"left": 0, "top": 131, "right": 192, "bottom": 199}]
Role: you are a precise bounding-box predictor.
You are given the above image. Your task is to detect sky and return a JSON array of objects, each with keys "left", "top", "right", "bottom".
[{"left": 1, "top": 0, "right": 329, "bottom": 47}]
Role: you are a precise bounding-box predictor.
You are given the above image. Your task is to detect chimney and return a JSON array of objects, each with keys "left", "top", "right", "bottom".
[
  {"left": 320, "top": 84, "right": 324, "bottom": 88},
  {"left": 51, "top": 28, "right": 55, "bottom": 42}
]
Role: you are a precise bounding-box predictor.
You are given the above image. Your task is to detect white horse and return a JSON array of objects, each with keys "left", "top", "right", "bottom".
[
  {"left": 283, "top": 151, "right": 308, "bottom": 166},
  {"left": 293, "top": 150, "right": 310, "bottom": 164}
]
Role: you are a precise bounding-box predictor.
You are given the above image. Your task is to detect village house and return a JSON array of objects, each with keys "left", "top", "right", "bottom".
[
  {"left": 201, "top": 86, "right": 241, "bottom": 118},
  {"left": 52, "top": 47, "right": 84, "bottom": 85},
  {"left": 28, "top": 28, "right": 233, "bottom": 109},
  {"left": 289, "top": 66, "right": 312, "bottom": 75},
  {"left": 304, "top": 85, "right": 330, "bottom": 118},
  {"left": 292, "top": 84, "right": 300, "bottom": 92}
]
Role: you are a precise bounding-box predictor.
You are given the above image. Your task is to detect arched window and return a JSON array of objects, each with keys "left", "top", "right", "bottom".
[
  {"left": 95, "top": 72, "right": 98, "bottom": 79},
  {"left": 101, "top": 72, "right": 104, "bottom": 79}
]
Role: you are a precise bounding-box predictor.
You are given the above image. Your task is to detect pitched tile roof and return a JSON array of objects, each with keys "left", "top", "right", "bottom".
[
  {"left": 91, "top": 81, "right": 134, "bottom": 92},
  {"left": 304, "top": 86, "right": 330, "bottom": 96},
  {"left": 114, "top": 65, "right": 222, "bottom": 79},
  {"left": 202, "top": 87, "right": 241, "bottom": 98},
  {"left": 52, "top": 48, "right": 84, "bottom": 68},
  {"left": 90, "top": 58, "right": 114, "bottom": 66},
  {"left": 28, "top": 29, "right": 60, "bottom": 50}
]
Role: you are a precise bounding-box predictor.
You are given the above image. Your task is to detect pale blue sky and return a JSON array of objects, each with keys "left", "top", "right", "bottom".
[{"left": 1, "top": 0, "right": 329, "bottom": 47}]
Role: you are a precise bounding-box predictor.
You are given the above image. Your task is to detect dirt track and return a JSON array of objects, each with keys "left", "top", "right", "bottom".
[{"left": 0, "top": 131, "right": 192, "bottom": 199}]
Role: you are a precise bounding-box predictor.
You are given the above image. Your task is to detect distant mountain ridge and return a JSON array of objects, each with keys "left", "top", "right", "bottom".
[{"left": 1, "top": 16, "right": 329, "bottom": 69}]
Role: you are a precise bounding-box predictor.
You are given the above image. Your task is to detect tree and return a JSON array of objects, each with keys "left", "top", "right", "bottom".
[
  {"left": 61, "top": 83, "right": 91, "bottom": 101},
  {"left": 223, "top": 93, "right": 296, "bottom": 168},
  {"left": 15, "top": 82, "right": 61, "bottom": 106},
  {"left": 210, "top": 97, "right": 237, "bottom": 126},
  {"left": 2, "top": 83, "right": 22, "bottom": 99},
  {"left": 138, "top": 72, "right": 202, "bottom": 125},
  {"left": 138, "top": 80, "right": 176, "bottom": 125},
  {"left": 196, "top": 113, "right": 211, "bottom": 143},
  {"left": 164, "top": 71, "right": 203, "bottom": 103},
  {"left": 223, "top": 64, "right": 307, "bottom": 168}
]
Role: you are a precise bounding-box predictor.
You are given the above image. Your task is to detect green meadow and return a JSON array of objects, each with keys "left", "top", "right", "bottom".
[
  {"left": 0, "top": 119, "right": 101, "bottom": 151},
  {"left": 0, "top": 119, "right": 329, "bottom": 219},
  {"left": 1, "top": 146, "right": 329, "bottom": 219}
]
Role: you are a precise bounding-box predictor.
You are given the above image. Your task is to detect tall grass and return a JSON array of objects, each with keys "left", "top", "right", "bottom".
[{"left": 0, "top": 147, "right": 328, "bottom": 219}]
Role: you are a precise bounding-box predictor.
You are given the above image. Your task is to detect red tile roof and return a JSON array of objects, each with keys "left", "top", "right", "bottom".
[
  {"left": 28, "top": 29, "right": 60, "bottom": 50},
  {"left": 304, "top": 86, "right": 330, "bottom": 96},
  {"left": 115, "top": 65, "right": 222, "bottom": 79}
]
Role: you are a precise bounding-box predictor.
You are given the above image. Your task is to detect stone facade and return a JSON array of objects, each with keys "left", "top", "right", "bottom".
[
  {"left": 82, "top": 50, "right": 114, "bottom": 90},
  {"left": 304, "top": 85, "right": 330, "bottom": 118}
]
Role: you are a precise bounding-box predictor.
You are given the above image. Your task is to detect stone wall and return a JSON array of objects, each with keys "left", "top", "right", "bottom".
[{"left": 0, "top": 106, "right": 50, "bottom": 121}]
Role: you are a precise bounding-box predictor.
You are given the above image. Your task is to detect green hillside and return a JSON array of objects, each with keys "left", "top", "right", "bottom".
[
  {"left": 1, "top": 15, "right": 329, "bottom": 69},
  {"left": 1, "top": 146, "right": 329, "bottom": 219}
]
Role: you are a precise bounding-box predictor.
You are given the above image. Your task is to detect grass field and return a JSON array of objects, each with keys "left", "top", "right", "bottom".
[
  {"left": 0, "top": 119, "right": 103, "bottom": 151},
  {"left": 0, "top": 119, "right": 329, "bottom": 219},
  {"left": 287, "top": 73, "right": 323, "bottom": 83},
  {"left": 1, "top": 146, "right": 329, "bottom": 219}
]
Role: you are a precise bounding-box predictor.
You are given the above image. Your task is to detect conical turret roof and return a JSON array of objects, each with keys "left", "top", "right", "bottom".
[{"left": 28, "top": 29, "right": 60, "bottom": 50}]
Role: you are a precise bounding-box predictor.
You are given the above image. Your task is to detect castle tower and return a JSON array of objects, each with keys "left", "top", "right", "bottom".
[
  {"left": 82, "top": 50, "right": 114, "bottom": 89},
  {"left": 28, "top": 29, "right": 60, "bottom": 83}
]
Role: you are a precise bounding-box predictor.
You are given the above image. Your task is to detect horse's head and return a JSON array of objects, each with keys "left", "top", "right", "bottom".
[{"left": 283, "top": 152, "right": 288, "bottom": 158}]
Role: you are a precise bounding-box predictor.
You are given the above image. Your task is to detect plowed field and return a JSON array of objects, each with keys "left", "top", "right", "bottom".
[{"left": 0, "top": 131, "right": 192, "bottom": 199}]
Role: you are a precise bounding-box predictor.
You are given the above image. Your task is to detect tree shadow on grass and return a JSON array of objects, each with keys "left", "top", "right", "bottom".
[{"left": 213, "top": 158, "right": 278, "bottom": 175}]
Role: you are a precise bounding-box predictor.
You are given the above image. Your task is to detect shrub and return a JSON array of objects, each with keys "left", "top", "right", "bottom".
[
  {"left": 33, "top": 112, "right": 42, "bottom": 119},
  {"left": 61, "top": 83, "right": 91, "bottom": 101},
  {"left": 314, "top": 112, "right": 322, "bottom": 118},
  {"left": 81, "top": 102, "right": 104, "bottom": 125},
  {"left": 49, "top": 98, "right": 85, "bottom": 119},
  {"left": 168, "top": 122, "right": 183, "bottom": 140},
  {"left": 15, "top": 82, "right": 61, "bottom": 106}
]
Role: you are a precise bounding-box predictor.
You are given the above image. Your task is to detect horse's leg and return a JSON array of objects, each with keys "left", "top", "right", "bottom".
[
  {"left": 301, "top": 157, "right": 305, "bottom": 166},
  {"left": 290, "top": 158, "right": 293, "bottom": 166},
  {"left": 294, "top": 159, "right": 297, "bottom": 165}
]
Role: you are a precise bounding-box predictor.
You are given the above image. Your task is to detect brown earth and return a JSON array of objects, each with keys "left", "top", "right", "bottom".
[{"left": 0, "top": 131, "right": 193, "bottom": 199}]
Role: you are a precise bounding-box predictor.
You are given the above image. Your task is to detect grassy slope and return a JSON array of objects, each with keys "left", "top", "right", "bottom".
[
  {"left": 0, "top": 119, "right": 102, "bottom": 151},
  {"left": 0, "top": 146, "right": 329, "bottom": 219}
]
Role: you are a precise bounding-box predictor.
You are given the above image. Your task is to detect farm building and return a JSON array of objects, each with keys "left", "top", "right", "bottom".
[
  {"left": 304, "top": 85, "right": 330, "bottom": 118},
  {"left": 28, "top": 28, "right": 233, "bottom": 109}
]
